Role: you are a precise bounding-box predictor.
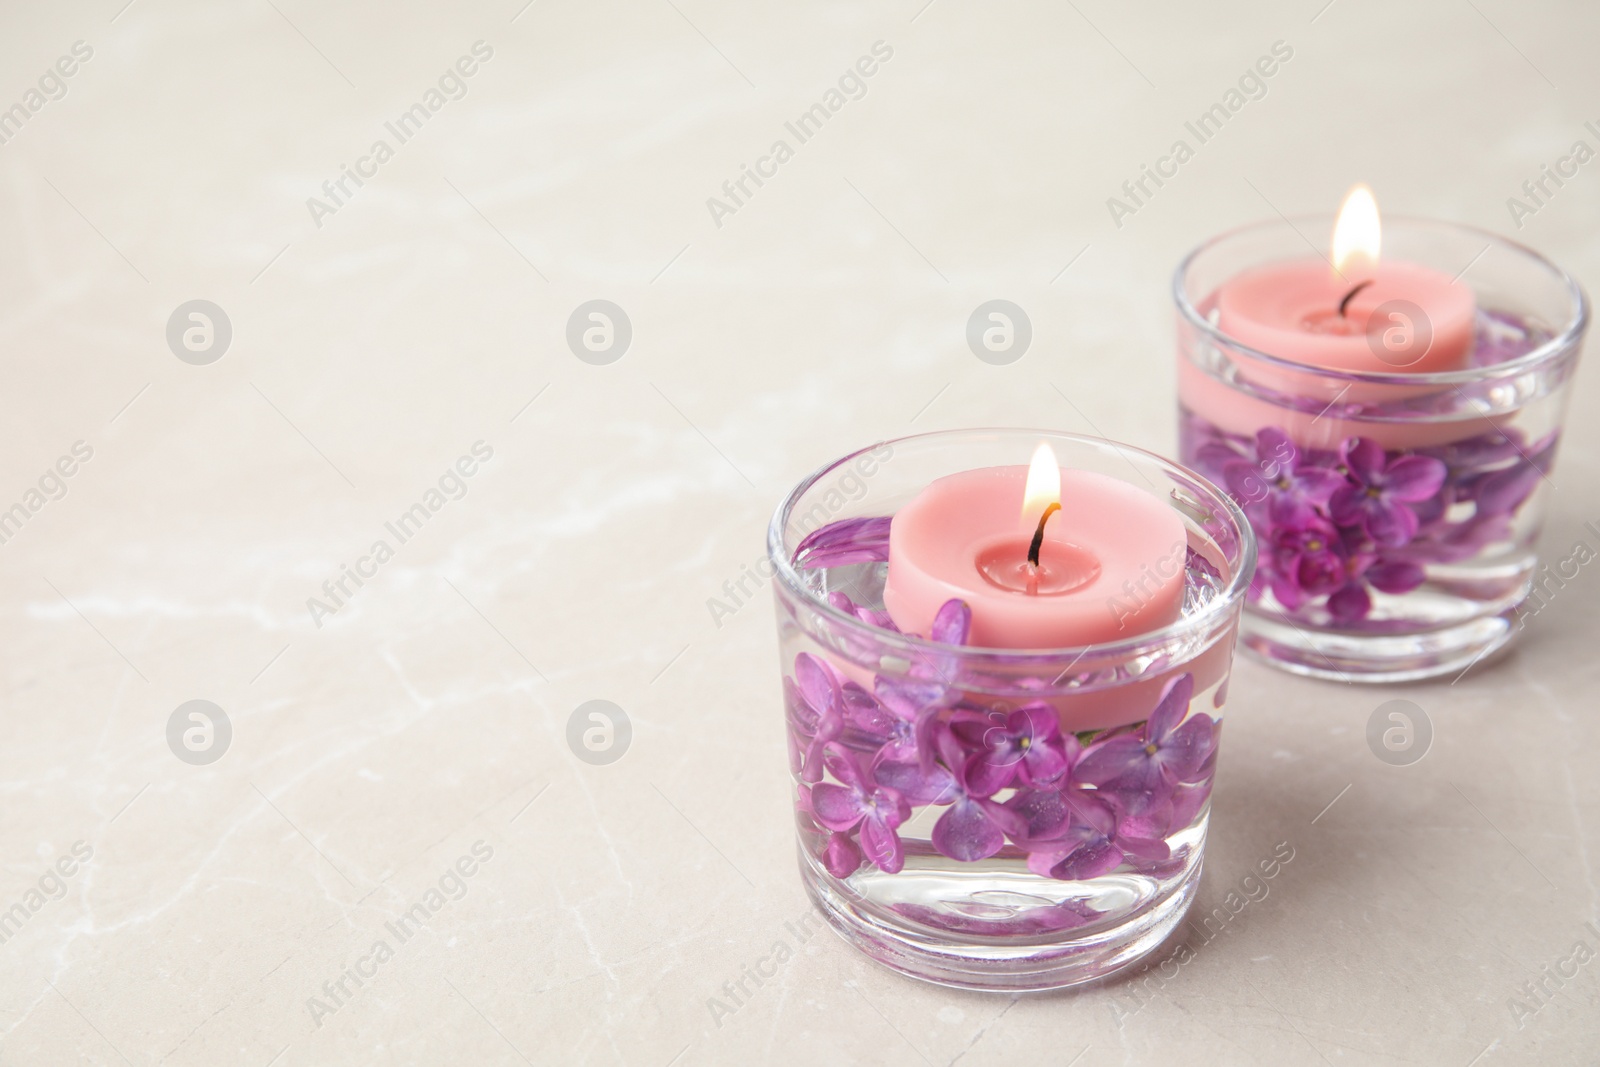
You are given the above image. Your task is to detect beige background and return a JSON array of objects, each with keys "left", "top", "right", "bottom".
[{"left": 0, "top": 0, "right": 1597, "bottom": 1063}]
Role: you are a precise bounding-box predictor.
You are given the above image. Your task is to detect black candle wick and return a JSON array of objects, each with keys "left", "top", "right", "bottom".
[
  {"left": 1337, "top": 279, "right": 1373, "bottom": 318},
  {"left": 1027, "top": 503, "right": 1061, "bottom": 568}
]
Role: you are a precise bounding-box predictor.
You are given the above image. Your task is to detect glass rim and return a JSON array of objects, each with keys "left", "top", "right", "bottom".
[
  {"left": 1172, "top": 213, "right": 1590, "bottom": 387},
  {"left": 766, "top": 428, "right": 1258, "bottom": 663}
]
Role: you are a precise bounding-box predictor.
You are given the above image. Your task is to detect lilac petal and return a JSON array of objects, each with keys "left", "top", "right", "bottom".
[
  {"left": 800, "top": 720, "right": 840, "bottom": 784},
  {"left": 930, "top": 598, "right": 972, "bottom": 645},
  {"left": 1168, "top": 782, "right": 1212, "bottom": 828},
  {"left": 841, "top": 682, "right": 892, "bottom": 733},
  {"left": 795, "top": 654, "right": 840, "bottom": 718},
  {"left": 1476, "top": 462, "right": 1543, "bottom": 515},
  {"left": 1327, "top": 582, "right": 1372, "bottom": 622},
  {"left": 821, "top": 745, "right": 866, "bottom": 792},
  {"left": 1004, "top": 788, "right": 1073, "bottom": 846},
  {"left": 1383, "top": 454, "right": 1447, "bottom": 502},
  {"left": 1051, "top": 839, "right": 1123, "bottom": 881},
  {"left": 964, "top": 750, "right": 1016, "bottom": 798},
  {"left": 1364, "top": 500, "right": 1420, "bottom": 547},
  {"left": 1074, "top": 734, "right": 1147, "bottom": 786},
  {"left": 1027, "top": 848, "right": 1071, "bottom": 878},
  {"left": 859, "top": 817, "right": 905, "bottom": 874},
  {"left": 1021, "top": 742, "right": 1069, "bottom": 786},
  {"left": 873, "top": 759, "right": 956, "bottom": 806},
  {"left": 1098, "top": 762, "right": 1175, "bottom": 817},
  {"left": 1269, "top": 572, "right": 1308, "bottom": 611},
  {"left": 1256, "top": 426, "right": 1295, "bottom": 468},
  {"left": 1341, "top": 437, "right": 1387, "bottom": 484},
  {"left": 875, "top": 676, "right": 945, "bottom": 720},
  {"left": 1161, "top": 715, "right": 1215, "bottom": 780},
  {"left": 1327, "top": 484, "right": 1366, "bottom": 528},
  {"left": 1294, "top": 467, "right": 1347, "bottom": 507},
  {"left": 932, "top": 799, "right": 1006, "bottom": 862},
  {"left": 1223, "top": 460, "right": 1270, "bottom": 504},
  {"left": 809, "top": 782, "right": 866, "bottom": 831},
  {"left": 1015, "top": 702, "right": 1063, "bottom": 744},
  {"left": 794, "top": 516, "right": 893, "bottom": 569},
  {"left": 978, "top": 797, "right": 1027, "bottom": 838},
  {"left": 1115, "top": 833, "right": 1172, "bottom": 863},
  {"left": 1366, "top": 560, "right": 1425, "bottom": 594},
  {"left": 821, "top": 832, "right": 863, "bottom": 877},
  {"left": 1143, "top": 673, "right": 1195, "bottom": 743}
]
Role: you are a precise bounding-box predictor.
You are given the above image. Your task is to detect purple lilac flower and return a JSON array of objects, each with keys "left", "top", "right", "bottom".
[
  {"left": 1223, "top": 426, "right": 1345, "bottom": 524},
  {"left": 1329, "top": 437, "right": 1447, "bottom": 547},
  {"left": 950, "top": 702, "right": 1071, "bottom": 796},
  {"left": 786, "top": 653, "right": 843, "bottom": 784},
  {"left": 1268, "top": 516, "right": 1346, "bottom": 610},
  {"left": 927, "top": 729, "right": 1026, "bottom": 862},
  {"left": 1326, "top": 541, "right": 1426, "bottom": 623},
  {"left": 1076, "top": 674, "right": 1212, "bottom": 816},
  {"left": 793, "top": 516, "right": 891, "bottom": 569},
  {"left": 874, "top": 599, "right": 971, "bottom": 766},
  {"left": 810, "top": 745, "right": 911, "bottom": 874}
]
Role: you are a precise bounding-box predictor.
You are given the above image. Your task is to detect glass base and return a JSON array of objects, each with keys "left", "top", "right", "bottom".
[
  {"left": 798, "top": 845, "right": 1203, "bottom": 993},
  {"left": 1239, "top": 604, "right": 1520, "bottom": 682}
]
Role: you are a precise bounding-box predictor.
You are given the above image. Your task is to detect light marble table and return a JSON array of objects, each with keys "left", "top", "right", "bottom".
[{"left": 1, "top": 0, "right": 1597, "bottom": 1063}]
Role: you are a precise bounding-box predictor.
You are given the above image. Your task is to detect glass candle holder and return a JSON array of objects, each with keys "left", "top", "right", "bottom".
[
  {"left": 1175, "top": 218, "right": 1587, "bottom": 681},
  {"left": 767, "top": 430, "right": 1255, "bottom": 991}
]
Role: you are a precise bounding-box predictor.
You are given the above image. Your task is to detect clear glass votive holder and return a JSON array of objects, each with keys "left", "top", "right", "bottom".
[
  {"left": 767, "top": 429, "right": 1255, "bottom": 991},
  {"left": 1175, "top": 218, "right": 1587, "bottom": 682}
]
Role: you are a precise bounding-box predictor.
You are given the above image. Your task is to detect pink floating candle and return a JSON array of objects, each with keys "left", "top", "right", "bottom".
[
  {"left": 882, "top": 443, "right": 1188, "bottom": 648},
  {"left": 1215, "top": 185, "right": 1475, "bottom": 375}
]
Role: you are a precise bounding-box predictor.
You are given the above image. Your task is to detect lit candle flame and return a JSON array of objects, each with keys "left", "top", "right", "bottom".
[
  {"left": 1021, "top": 442, "right": 1060, "bottom": 534},
  {"left": 1331, "top": 183, "right": 1380, "bottom": 281}
]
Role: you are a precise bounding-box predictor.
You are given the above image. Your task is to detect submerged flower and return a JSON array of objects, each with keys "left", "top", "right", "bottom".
[
  {"left": 1076, "top": 674, "right": 1211, "bottom": 816},
  {"left": 820, "top": 831, "right": 863, "bottom": 878},
  {"left": 786, "top": 653, "right": 844, "bottom": 784},
  {"left": 810, "top": 745, "right": 911, "bottom": 874},
  {"left": 951, "top": 702, "right": 1071, "bottom": 796},
  {"left": 928, "top": 729, "right": 1026, "bottom": 862},
  {"left": 1329, "top": 438, "right": 1446, "bottom": 547},
  {"left": 1268, "top": 517, "right": 1346, "bottom": 610},
  {"left": 1223, "top": 426, "right": 1344, "bottom": 523},
  {"left": 874, "top": 599, "right": 971, "bottom": 766}
]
